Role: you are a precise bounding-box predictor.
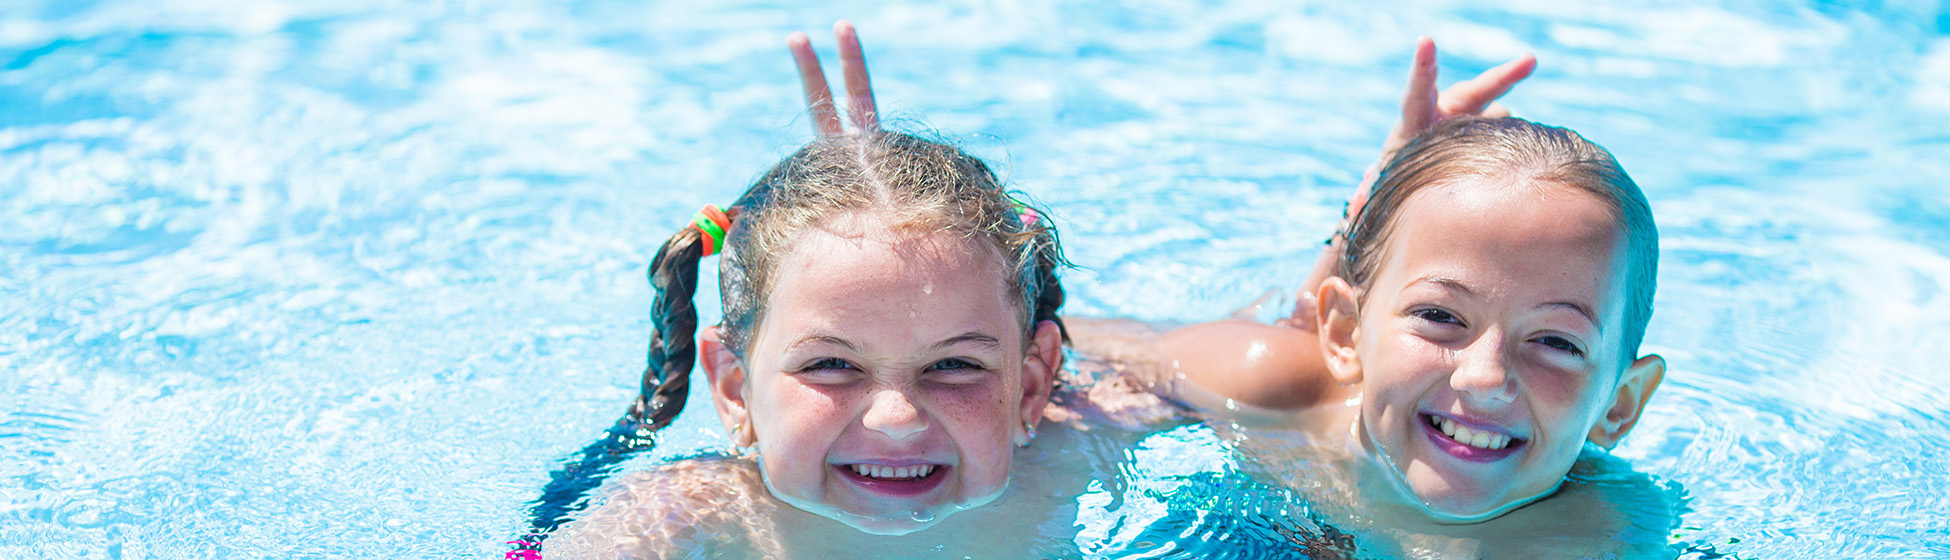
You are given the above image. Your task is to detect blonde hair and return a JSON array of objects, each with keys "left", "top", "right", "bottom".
[
  {"left": 633, "top": 130, "right": 1066, "bottom": 435},
  {"left": 522, "top": 131, "right": 1067, "bottom": 542},
  {"left": 1338, "top": 117, "right": 1657, "bottom": 364}
]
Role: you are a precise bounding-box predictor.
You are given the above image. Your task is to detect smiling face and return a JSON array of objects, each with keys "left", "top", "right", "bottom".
[
  {"left": 702, "top": 211, "right": 1059, "bottom": 535},
  {"left": 1322, "top": 177, "right": 1656, "bottom": 520}
]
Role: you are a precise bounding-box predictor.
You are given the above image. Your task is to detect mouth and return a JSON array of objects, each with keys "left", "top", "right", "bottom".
[
  {"left": 836, "top": 463, "right": 950, "bottom": 497},
  {"left": 1420, "top": 413, "right": 1525, "bottom": 463}
]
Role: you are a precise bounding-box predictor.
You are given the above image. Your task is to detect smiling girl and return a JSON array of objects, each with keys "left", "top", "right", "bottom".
[
  {"left": 1070, "top": 39, "right": 1675, "bottom": 556},
  {"left": 525, "top": 23, "right": 1189, "bottom": 559}
]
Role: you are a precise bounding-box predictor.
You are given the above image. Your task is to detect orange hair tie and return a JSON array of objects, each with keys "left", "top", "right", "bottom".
[{"left": 690, "top": 205, "right": 733, "bottom": 257}]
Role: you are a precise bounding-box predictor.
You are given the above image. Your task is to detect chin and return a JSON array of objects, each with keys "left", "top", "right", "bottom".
[
  {"left": 1412, "top": 481, "right": 1556, "bottom": 524},
  {"left": 845, "top": 516, "right": 942, "bottom": 536}
]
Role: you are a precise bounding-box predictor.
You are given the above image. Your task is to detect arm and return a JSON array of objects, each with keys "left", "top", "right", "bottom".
[
  {"left": 546, "top": 458, "right": 781, "bottom": 559},
  {"left": 1075, "top": 39, "right": 1539, "bottom": 412}
]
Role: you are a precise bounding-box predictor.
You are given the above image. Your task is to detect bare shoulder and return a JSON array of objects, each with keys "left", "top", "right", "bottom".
[
  {"left": 546, "top": 456, "right": 781, "bottom": 559},
  {"left": 1156, "top": 319, "right": 1340, "bottom": 410}
]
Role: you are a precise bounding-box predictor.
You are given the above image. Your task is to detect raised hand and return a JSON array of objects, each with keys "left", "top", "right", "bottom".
[
  {"left": 788, "top": 20, "right": 879, "bottom": 137},
  {"left": 1290, "top": 38, "right": 1536, "bottom": 331},
  {"left": 1380, "top": 36, "right": 1536, "bottom": 164}
]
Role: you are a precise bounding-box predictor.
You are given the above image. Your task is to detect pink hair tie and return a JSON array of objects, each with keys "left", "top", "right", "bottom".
[
  {"left": 1007, "top": 195, "right": 1041, "bottom": 227},
  {"left": 505, "top": 541, "right": 542, "bottom": 560}
]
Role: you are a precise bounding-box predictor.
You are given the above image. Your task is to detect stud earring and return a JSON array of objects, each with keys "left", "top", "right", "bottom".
[{"left": 1018, "top": 420, "right": 1038, "bottom": 448}]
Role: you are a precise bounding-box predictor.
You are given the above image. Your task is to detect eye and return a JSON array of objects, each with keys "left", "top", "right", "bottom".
[
  {"left": 926, "top": 358, "right": 991, "bottom": 384},
  {"left": 793, "top": 357, "right": 863, "bottom": 384},
  {"left": 1410, "top": 307, "right": 1464, "bottom": 326},
  {"left": 927, "top": 358, "right": 980, "bottom": 371},
  {"left": 799, "top": 357, "right": 857, "bottom": 372},
  {"left": 1532, "top": 335, "right": 1585, "bottom": 357}
]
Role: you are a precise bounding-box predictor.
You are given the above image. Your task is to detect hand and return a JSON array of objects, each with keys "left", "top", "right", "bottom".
[
  {"left": 788, "top": 20, "right": 879, "bottom": 137},
  {"left": 1379, "top": 37, "right": 1536, "bottom": 165},
  {"left": 1295, "top": 39, "right": 1535, "bottom": 329},
  {"left": 1352, "top": 37, "right": 1535, "bottom": 231}
]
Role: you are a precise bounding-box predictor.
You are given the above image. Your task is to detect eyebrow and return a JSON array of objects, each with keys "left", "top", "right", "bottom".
[
  {"left": 782, "top": 331, "right": 1004, "bottom": 354},
  {"left": 785, "top": 333, "right": 860, "bottom": 353},
  {"left": 1541, "top": 301, "right": 1603, "bottom": 333},
  {"left": 930, "top": 332, "right": 1004, "bottom": 352},
  {"left": 1410, "top": 275, "right": 1603, "bottom": 332}
]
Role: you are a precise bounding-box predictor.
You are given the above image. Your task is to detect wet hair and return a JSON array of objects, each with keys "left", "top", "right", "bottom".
[
  {"left": 1337, "top": 117, "right": 1658, "bottom": 366},
  {"left": 516, "top": 131, "right": 1066, "bottom": 547}
]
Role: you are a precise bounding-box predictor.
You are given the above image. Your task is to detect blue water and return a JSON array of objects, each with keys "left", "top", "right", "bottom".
[{"left": 4, "top": 1, "right": 1948, "bottom": 558}]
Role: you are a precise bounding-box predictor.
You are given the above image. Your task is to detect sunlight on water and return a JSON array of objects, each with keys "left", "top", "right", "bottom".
[{"left": 2, "top": 0, "right": 1946, "bottom": 558}]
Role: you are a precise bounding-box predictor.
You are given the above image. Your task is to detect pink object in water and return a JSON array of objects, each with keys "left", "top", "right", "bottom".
[{"left": 505, "top": 541, "right": 542, "bottom": 560}]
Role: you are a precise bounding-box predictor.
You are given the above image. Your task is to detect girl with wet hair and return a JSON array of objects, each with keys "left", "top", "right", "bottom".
[
  {"left": 1069, "top": 39, "right": 1675, "bottom": 557},
  {"left": 515, "top": 23, "right": 1187, "bottom": 559}
]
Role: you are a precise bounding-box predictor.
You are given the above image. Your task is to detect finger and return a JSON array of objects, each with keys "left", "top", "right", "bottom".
[
  {"left": 1436, "top": 53, "right": 1535, "bottom": 116},
  {"left": 835, "top": 20, "right": 879, "bottom": 132},
  {"left": 1481, "top": 102, "right": 1511, "bottom": 119},
  {"left": 789, "top": 31, "right": 843, "bottom": 137},
  {"left": 1396, "top": 37, "right": 1440, "bottom": 142}
]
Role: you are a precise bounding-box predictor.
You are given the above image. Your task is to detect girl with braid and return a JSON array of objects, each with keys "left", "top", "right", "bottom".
[{"left": 534, "top": 23, "right": 1181, "bottom": 559}]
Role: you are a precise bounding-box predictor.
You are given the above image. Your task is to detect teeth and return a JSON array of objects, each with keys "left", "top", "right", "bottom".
[
  {"left": 1433, "top": 417, "right": 1513, "bottom": 450},
  {"left": 849, "top": 464, "right": 935, "bottom": 479}
]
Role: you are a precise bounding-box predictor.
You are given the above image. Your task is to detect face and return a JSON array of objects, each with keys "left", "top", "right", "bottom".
[
  {"left": 703, "top": 212, "right": 1058, "bottom": 535},
  {"left": 1328, "top": 178, "right": 1645, "bottom": 520}
]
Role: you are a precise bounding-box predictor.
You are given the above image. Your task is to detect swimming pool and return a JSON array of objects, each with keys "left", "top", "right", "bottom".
[{"left": 3, "top": 0, "right": 1946, "bottom": 557}]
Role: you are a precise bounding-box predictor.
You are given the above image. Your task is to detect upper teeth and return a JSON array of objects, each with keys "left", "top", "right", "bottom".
[
  {"left": 850, "top": 464, "right": 935, "bottom": 479},
  {"left": 1434, "top": 416, "right": 1512, "bottom": 450}
]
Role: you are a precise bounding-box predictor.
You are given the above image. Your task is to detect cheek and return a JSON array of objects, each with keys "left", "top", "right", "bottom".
[
  {"left": 1365, "top": 331, "right": 1450, "bottom": 403},
  {"left": 1521, "top": 367, "right": 1597, "bottom": 420},
  {"left": 754, "top": 379, "right": 852, "bottom": 451},
  {"left": 933, "top": 381, "right": 1015, "bottom": 432}
]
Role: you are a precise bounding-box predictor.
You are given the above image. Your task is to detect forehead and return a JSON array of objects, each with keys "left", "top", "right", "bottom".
[
  {"left": 1376, "top": 177, "right": 1630, "bottom": 321},
  {"left": 757, "top": 212, "right": 1019, "bottom": 346}
]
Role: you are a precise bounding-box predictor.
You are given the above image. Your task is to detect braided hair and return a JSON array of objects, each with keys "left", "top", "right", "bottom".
[{"left": 513, "top": 131, "right": 1067, "bottom": 551}]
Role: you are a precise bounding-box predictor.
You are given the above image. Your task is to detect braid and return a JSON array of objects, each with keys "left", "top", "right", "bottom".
[
  {"left": 629, "top": 225, "right": 706, "bottom": 430},
  {"left": 512, "top": 226, "right": 708, "bottom": 552}
]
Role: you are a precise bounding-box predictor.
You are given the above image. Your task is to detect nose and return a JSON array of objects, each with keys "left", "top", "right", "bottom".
[
  {"left": 862, "top": 389, "right": 928, "bottom": 440},
  {"left": 1450, "top": 334, "right": 1517, "bottom": 405}
]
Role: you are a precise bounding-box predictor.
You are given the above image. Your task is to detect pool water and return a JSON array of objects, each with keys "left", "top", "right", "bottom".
[{"left": 4, "top": 0, "right": 1947, "bottom": 558}]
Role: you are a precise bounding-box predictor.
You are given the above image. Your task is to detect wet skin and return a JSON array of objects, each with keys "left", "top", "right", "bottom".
[
  {"left": 701, "top": 211, "right": 1060, "bottom": 535},
  {"left": 1318, "top": 176, "right": 1662, "bottom": 519}
]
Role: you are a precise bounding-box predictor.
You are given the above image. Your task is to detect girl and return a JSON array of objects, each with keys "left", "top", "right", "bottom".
[
  {"left": 526, "top": 23, "right": 1183, "bottom": 559},
  {"left": 1072, "top": 40, "right": 1675, "bottom": 557}
]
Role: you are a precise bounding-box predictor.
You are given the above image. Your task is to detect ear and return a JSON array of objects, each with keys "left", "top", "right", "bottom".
[
  {"left": 699, "top": 325, "right": 755, "bottom": 447},
  {"left": 1315, "top": 276, "right": 1364, "bottom": 386},
  {"left": 1588, "top": 353, "right": 1666, "bottom": 449},
  {"left": 1016, "top": 320, "right": 1063, "bottom": 445}
]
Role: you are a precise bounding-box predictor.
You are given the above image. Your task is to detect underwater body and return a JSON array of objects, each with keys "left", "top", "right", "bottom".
[{"left": 3, "top": 0, "right": 1949, "bottom": 558}]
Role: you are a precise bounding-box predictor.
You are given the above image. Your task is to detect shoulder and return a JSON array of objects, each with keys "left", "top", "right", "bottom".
[
  {"left": 546, "top": 455, "right": 779, "bottom": 559},
  {"left": 1156, "top": 319, "right": 1340, "bottom": 410}
]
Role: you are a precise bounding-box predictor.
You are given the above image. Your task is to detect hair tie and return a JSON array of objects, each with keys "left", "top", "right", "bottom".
[
  {"left": 690, "top": 205, "right": 733, "bottom": 257},
  {"left": 1007, "top": 195, "right": 1041, "bottom": 228}
]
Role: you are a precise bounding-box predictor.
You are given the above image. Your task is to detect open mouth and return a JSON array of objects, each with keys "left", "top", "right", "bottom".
[
  {"left": 1421, "top": 413, "right": 1525, "bottom": 462},
  {"left": 836, "top": 463, "right": 949, "bottom": 497}
]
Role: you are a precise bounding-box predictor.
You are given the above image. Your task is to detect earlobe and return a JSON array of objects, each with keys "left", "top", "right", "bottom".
[
  {"left": 1316, "top": 277, "right": 1364, "bottom": 386},
  {"left": 1017, "top": 320, "right": 1063, "bottom": 445},
  {"left": 1589, "top": 353, "right": 1666, "bottom": 449},
  {"left": 699, "top": 325, "right": 755, "bottom": 447}
]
